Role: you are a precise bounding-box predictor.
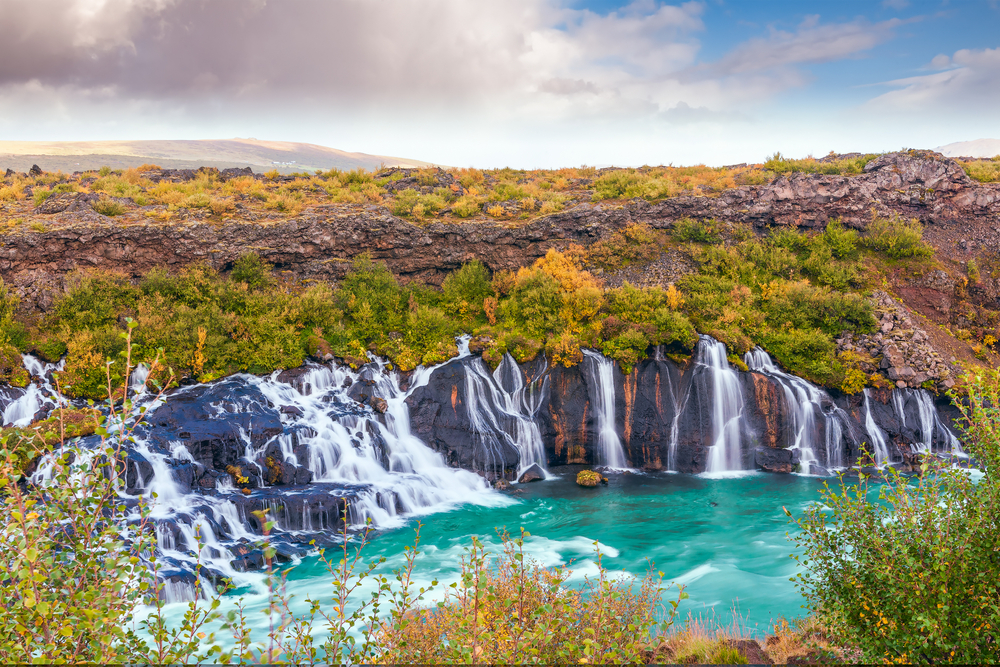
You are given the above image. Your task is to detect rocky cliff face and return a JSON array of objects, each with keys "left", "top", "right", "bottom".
[
  {"left": 409, "top": 342, "right": 966, "bottom": 477},
  {"left": 3, "top": 151, "right": 999, "bottom": 311}
]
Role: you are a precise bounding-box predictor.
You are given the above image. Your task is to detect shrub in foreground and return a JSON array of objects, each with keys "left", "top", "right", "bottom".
[{"left": 791, "top": 368, "right": 1000, "bottom": 663}]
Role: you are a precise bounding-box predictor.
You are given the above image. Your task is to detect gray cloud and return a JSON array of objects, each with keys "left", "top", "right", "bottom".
[{"left": 0, "top": 0, "right": 541, "bottom": 105}]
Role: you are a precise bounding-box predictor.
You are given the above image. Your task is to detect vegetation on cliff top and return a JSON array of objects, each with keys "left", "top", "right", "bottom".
[
  {"left": 8, "top": 150, "right": 996, "bottom": 231},
  {"left": 0, "top": 212, "right": 947, "bottom": 400}
]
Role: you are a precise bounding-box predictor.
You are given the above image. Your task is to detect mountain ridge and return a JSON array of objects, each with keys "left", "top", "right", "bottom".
[{"left": 0, "top": 138, "right": 436, "bottom": 174}]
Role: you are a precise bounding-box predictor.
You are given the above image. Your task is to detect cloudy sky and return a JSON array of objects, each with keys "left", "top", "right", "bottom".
[{"left": 0, "top": 0, "right": 998, "bottom": 167}]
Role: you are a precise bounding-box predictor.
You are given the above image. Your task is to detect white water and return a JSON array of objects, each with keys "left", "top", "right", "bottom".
[
  {"left": 456, "top": 338, "right": 549, "bottom": 478},
  {"left": 655, "top": 346, "right": 686, "bottom": 472},
  {"left": 580, "top": 349, "right": 628, "bottom": 469},
  {"left": 26, "top": 353, "right": 506, "bottom": 601},
  {"left": 697, "top": 337, "right": 745, "bottom": 475},
  {"left": 744, "top": 348, "right": 849, "bottom": 473},
  {"left": 890, "top": 388, "right": 964, "bottom": 456},
  {"left": 2, "top": 355, "right": 63, "bottom": 427},
  {"left": 862, "top": 389, "right": 891, "bottom": 466}
]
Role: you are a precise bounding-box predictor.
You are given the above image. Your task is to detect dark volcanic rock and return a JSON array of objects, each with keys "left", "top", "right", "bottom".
[
  {"left": 517, "top": 463, "right": 545, "bottom": 483},
  {"left": 144, "top": 379, "right": 282, "bottom": 472},
  {"left": 406, "top": 358, "right": 520, "bottom": 481}
]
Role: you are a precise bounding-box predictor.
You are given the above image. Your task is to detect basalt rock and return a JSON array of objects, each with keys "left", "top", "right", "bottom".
[
  {"left": 405, "top": 358, "right": 520, "bottom": 481},
  {"left": 407, "top": 340, "right": 965, "bottom": 474},
  {"left": 143, "top": 379, "right": 283, "bottom": 473}
]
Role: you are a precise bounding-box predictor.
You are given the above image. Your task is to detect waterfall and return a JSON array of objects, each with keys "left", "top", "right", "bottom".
[
  {"left": 744, "top": 348, "right": 848, "bottom": 473},
  {"left": 696, "top": 336, "right": 745, "bottom": 475},
  {"left": 862, "top": 389, "right": 891, "bottom": 466},
  {"left": 891, "top": 388, "right": 964, "bottom": 456},
  {"left": 655, "top": 346, "right": 686, "bottom": 472},
  {"left": 453, "top": 339, "right": 549, "bottom": 477},
  {"left": 27, "top": 351, "right": 504, "bottom": 601},
  {"left": 580, "top": 349, "right": 628, "bottom": 469},
  {"left": 492, "top": 353, "right": 549, "bottom": 475},
  {"left": 2, "top": 355, "right": 62, "bottom": 427}
]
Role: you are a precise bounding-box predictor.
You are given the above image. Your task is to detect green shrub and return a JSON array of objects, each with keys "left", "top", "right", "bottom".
[
  {"left": 335, "top": 254, "right": 406, "bottom": 339},
  {"left": 764, "top": 152, "right": 877, "bottom": 175},
  {"left": 672, "top": 218, "right": 722, "bottom": 244},
  {"left": 0, "top": 343, "right": 29, "bottom": 387},
  {"left": 441, "top": 260, "right": 493, "bottom": 322},
  {"left": 790, "top": 369, "right": 1000, "bottom": 663},
  {"left": 963, "top": 158, "right": 1000, "bottom": 183},
  {"left": 451, "top": 195, "right": 481, "bottom": 217},
  {"left": 92, "top": 197, "right": 127, "bottom": 216},
  {"left": 822, "top": 219, "right": 859, "bottom": 258},
  {"left": 586, "top": 223, "right": 664, "bottom": 270},
  {"left": 863, "top": 214, "right": 934, "bottom": 259},
  {"left": 230, "top": 252, "right": 273, "bottom": 289}
]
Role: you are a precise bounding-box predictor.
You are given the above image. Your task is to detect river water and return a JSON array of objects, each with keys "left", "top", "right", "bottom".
[{"left": 149, "top": 469, "right": 828, "bottom": 644}]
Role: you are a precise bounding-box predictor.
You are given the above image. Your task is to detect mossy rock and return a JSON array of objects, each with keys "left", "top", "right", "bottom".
[
  {"left": 1, "top": 408, "right": 102, "bottom": 473},
  {"left": 0, "top": 343, "right": 30, "bottom": 388},
  {"left": 576, "top": 470, "right": 605, "bottom": 487}
]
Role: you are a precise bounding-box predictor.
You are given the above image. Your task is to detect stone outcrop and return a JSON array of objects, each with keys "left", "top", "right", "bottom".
[{"left": 837, "top": 290, "right": 959, "bottom": 391}]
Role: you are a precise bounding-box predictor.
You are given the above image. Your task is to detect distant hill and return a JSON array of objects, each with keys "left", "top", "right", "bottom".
[
  {"left": 0, "top": 138, "right": 436, "bottom": 174},
  {"left": 935, "top": 138, "right": 1000, "bottom": 158}
]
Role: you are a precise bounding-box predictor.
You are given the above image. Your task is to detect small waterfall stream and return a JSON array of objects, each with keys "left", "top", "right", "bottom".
[
  {"left": 455, "top": 338, "right": 549, "bottom": 477},
  {"left": 890, "top": 388, "right": 964, "bottom": 456},
  {"left": 2, "top": 355, "right": 62, "bottom": 426},
  {"left": 744, "top": 348, "right": 849, "bottom": 473},
  {"left": 696, "top": 336, "right": 745, "bottom": 475},
  {"left": 581, "top": 349, "right": 629, "bottom": 469},
  {"left": 656, "top": 346, "right": 686, "bottom": 472},
  {"left": 862, "top": 389, "right": 891, "bottom": 466}
]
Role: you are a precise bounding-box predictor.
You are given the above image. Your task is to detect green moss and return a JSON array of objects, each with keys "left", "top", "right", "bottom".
[{"left": 0, "top": 343, "right": 29, "bottom": 387}]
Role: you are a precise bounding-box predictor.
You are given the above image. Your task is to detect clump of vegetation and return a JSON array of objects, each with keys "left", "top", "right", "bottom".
[
  {"left": 677, "top": 220, "right": 876, "bottom": 385},
  {"left": 585, "top": 223, "right": 666, "bottom": 271},
  {"left": 962, "top": 156, "right": 1000, "bottom": 183},
  {"left": 378, "top": 530, "right": 684, "bottom": 664},
  {"left": 92, "top": 197, "right": 127, "bottom": 216},
  {"left": 672, "top": 218, "right": 723, "bottom": 244},
  {"left": 576, "top": 469, "right": 603, "bottom": 487},
  {"left": 764, "top": 152, "right": 878, "bottom": 175},
  {"left": 862, "top": 214, "right": 934, "bottom": 259},
  {"left": 591, "top": 164, "right": 769, "bottom": 202},
  {"left": 790, "top": 368, "right": 1000, "bottom": 663}
]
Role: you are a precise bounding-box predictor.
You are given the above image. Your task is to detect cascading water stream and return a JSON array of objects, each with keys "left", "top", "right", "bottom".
[
  {"left": 454, "top": 338, "right": 549, "bottom": 478},
  {"left": 25, "top": 351, "right": 505, "bottom": 601},
  {"left": 696, "top": 336, "right": 745, "bottom": 475},
  {"left": 493, "top": 354, "right": 549, "bottom": 475},
  {"left": 2, "top": 355, "right": 63, "bottom": 427},
  {"left": 890, "top": 388, "right": 964, "bottom": 456},
  {"left": 862, "top": 389, "right": 891, "bottom": 466},
  {"left": 744, "top": 348, "right": 849, "bottom": 473},
  {"left": 655, "top": 346, "right": 686, "bottom": 472},
  {"left": 580, "top": 349, "right": 628, "bottom": 469}
]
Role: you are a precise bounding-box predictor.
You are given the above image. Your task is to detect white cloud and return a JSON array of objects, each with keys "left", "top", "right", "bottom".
[{"left": 867, "top": 47, "right": 1000, "bottom": 110}]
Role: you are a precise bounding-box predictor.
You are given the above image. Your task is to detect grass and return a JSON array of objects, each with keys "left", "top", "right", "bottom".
[
  {"left": 962, "top": 157, "right": 1000, "bottom": 183},
  {"left": 763, "top": 152, "right": 878, "bottom": 175}
]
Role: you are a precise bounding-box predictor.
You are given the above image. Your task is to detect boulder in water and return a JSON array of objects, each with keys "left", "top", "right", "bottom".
[
  {"left": 576, "top": 470, "right": 602, "bottom": 487},
  {"left": 518, "top": 463, "right": 545, "bottom": 483},
  {"left": 755, "top": 447, "right": 797, "bottom": 474}
]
